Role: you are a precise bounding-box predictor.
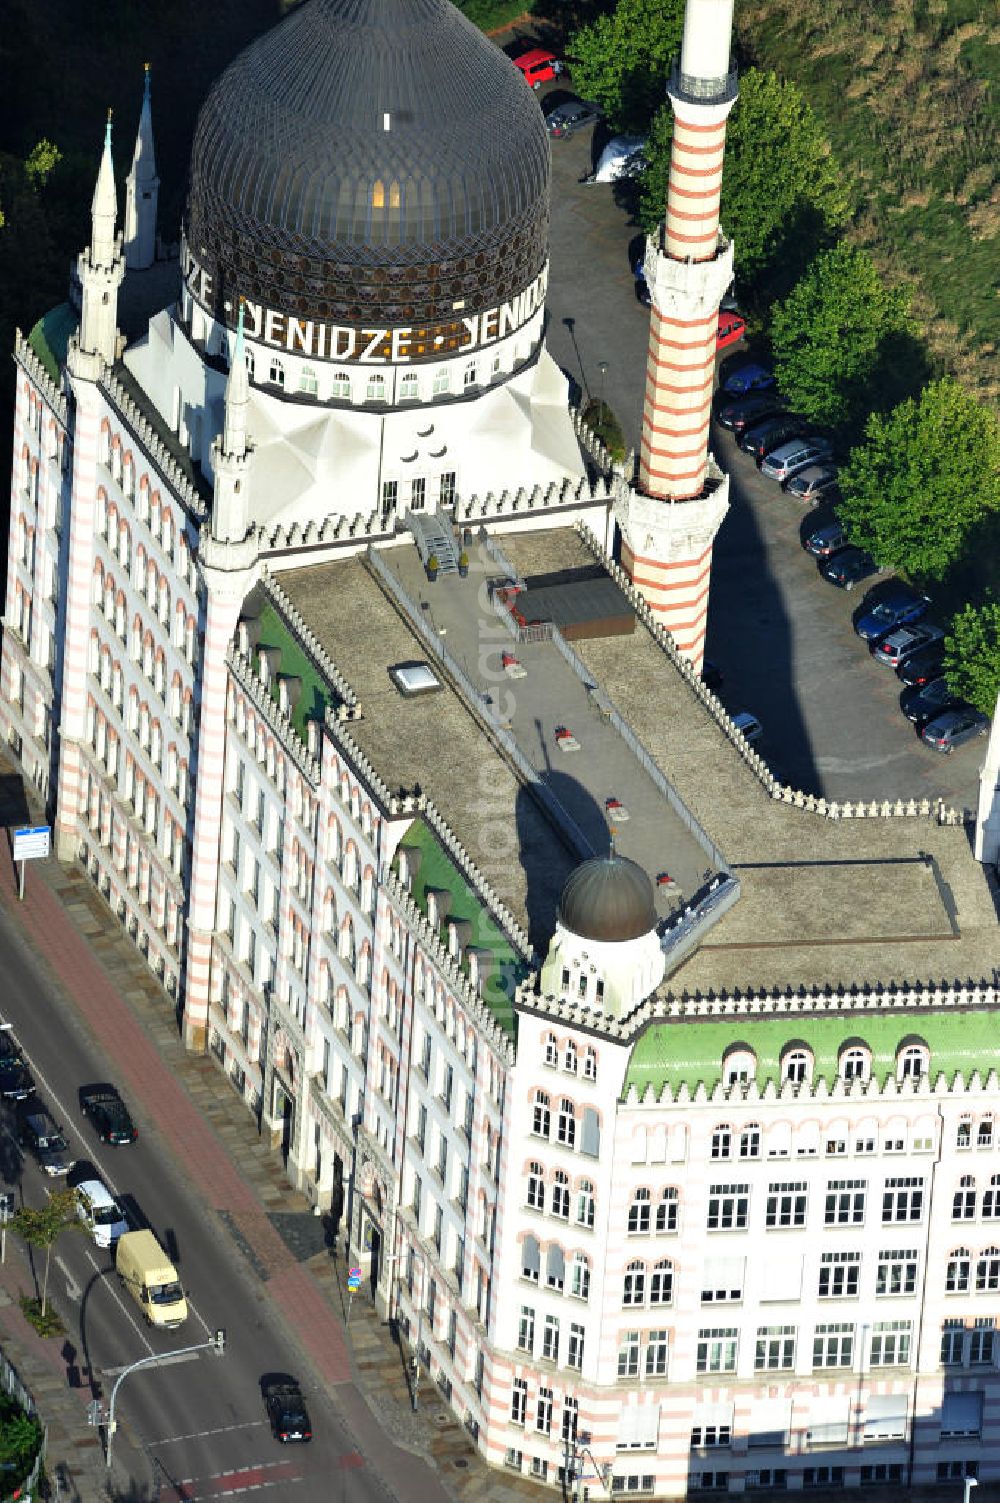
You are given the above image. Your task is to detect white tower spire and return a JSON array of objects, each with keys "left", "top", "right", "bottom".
[
  {"left": 974, "top": 690, "right": 1000, "bottom": 866},
  {"left": 222, "top": 300, "right": 250, "bottom": 462},
  {"left": 72, "top": 113, "right": 124, "bottom": 369},
  {"left": 124, "top": 64, "right": 160, "bottom": 270},
  {"left": 207, "top": 302, "right": 256, "bottom": 551}
]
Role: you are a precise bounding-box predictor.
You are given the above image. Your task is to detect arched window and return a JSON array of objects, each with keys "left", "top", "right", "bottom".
[
  {"left": 557, "top": 1099, "right": 576, "bottom": 1148},
  {"left": 546, "top": 1244, "right": 566, "bottom": 1291},
  {"left": 623, "top": 1260, "right": 646, "bottom": 1306},
  {"left": 978, "top": 1116, "right": 994, "bottom": 1149},
  {"left": 532, "top": 1091, "right": 550, "bottom": 1139},
  {"left": 521, "top": 1234, "right": 540, "bottom": 1283},
  {"left": 366, "top": 373, "right": 386, "bottom": 403},
  {"left": 268, "top": 359, "right": 285, "bottom": 389},
  {"left": 983, "top": 1175, "right": 1000, "bottom": 1220},
  {"left": 432, "top": 368, "right": 450, "bottom": 397},
  {"left": 628, "top": 1188, "right": 651, "bottom": 1235},
  {"left": 563, "top": 1040, "right": 578, "bottom": 1074},
  {"left": 840, "top": 1044, "right": 870, "bottom": 1082},
  {"left": 331, "top": 373, "right": 351, "bottom": 401},
  {"left": 953, "top": 1176, "right": 977, "bottom": 1220},
  {"left": 571, "top": 1254, "right": 591, "bottom": 1302},
  {"left": 898, "top": 1041, "right": 929, "bottom": 1081},
  {"left": 656, "top": 1187, "right": 679, "bottom": 1234},
  {"left": 650, "top": 1259, "right": 674, "bottom": 1305},
  {"left": 946, "top": 1249, "right": 971, "bottom": 1293},
  {"left": 739, "top": 1123, "right": 761, "bottom": 1160},
  {"left": 576, "top": 1180, "right": 595, "bottom": 1229},
  {"left": 583, "top": 1047, "right": 597, "bottom": 1082},
  {"left": 543, "top": 1033, "right": 558, "bottom": 1068},
  {"left": 399, "top": 372, "right": 419, "bottom": 401},
  {"left": 552, "top": 1171, "right": 570, "bottom": 1220},
  {"left": 976, "top": 1247, "right": 1000, "bottom": 1292},
  {"left": 782, "top": 1046, "right": 812, "bottom": 1085},
  {"left": 298, "top": 365, "right": 318, "bottom": 396},
  {"left": 463, "top": 362, "right": 477, "bottom": 390},
  {"left": 723, "top": 1046, "right": 756, "bottom": 1086},
  {"left": 711, "top": 1124, "right": 732, "bottom": 1160},
  {"left": 526, "top": 1162, "right": 545, "bottom": 1211}
]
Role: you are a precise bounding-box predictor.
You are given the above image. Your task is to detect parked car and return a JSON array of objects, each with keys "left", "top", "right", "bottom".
[
  {"left": 716, "top": 310, "right": 747, "bottom": 349},
  {"left": 715, "top": 392, "right": 786, "bottom": 434},
  {"left": 900, "top": 676, "right": 961, "bottom": 726},
  {"left": 854, "top": 585, "right": 930, "bottom": 641},
  {"left": 740, "top": 414, "right": 807, "bottom": 463},
  {"left": 722, "top": 360, "right": 775, "bottom": 396},
  {"left": 731, "top": 711, "right": 763, "bottom": 744},
  {"left": 896, "top": 639, "right": 947, "bottom": 687},
  {"left": 820, "top": 546, "right": 878, "bottom": 590},
  {"left": 513, "top": 48, "right": 565, "bottom": 89},
  {"left": 871, "top": 621, "right": 944, "bottom": 669},
  {"left": 545, "top": 97, "right": 601, "bottom": 138},
  {"left": 920, "top": 705, "right": 989, "bottom": 753},
  {"left": 76, "top": 1178, "right": 129, "bottom": 1248},
  {"left": 80, "top": 1083, "right": 138, "bottom": 1145},
  {"left": 0, "top": 1033, "right": 33, "bottom": 1103},
  {"left": 803, "top": 518, "right": 848, "bottom": 558},
  {"left": 264, "top": 1380, "right": 313, "bottom": 1443},
  {"left": 760, "top": 436, "right": 834, "bottom": 483},
  {"left": 784, "top": 462, "right": 840, "bottom": 503},
  {"left": 18, "top": 1102, "right": 72, "bottom": 1176}
]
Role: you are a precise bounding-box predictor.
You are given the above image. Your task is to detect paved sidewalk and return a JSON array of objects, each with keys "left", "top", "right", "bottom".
[{"left": 0, "top": 766, "right": 548, "bottom": 1503}]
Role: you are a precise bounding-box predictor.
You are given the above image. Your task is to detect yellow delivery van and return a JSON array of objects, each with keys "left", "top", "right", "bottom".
[{"left": 115, "top": 1229, "right": 188, "bottom": 1330}]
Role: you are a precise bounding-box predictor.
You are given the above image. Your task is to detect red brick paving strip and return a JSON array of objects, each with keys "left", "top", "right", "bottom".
[{"left": 0, "top": 859, "right": 350, "bottom": 1386}]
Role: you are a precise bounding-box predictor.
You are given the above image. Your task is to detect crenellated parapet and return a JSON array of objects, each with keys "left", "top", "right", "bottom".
[
  {"left": 103, "top": 369, "right": 208, "bottom": 520},
  {"left": 228, "top": 646, "right": 321, "bottom": 785},
  {"left": 261, "top": 505, "right": 392, "bottom": 553},
  {"left": 15, "top": 330, "right": 69, "bottom": 424},
  {"left": 457, "top": 472, "right": 615, "bottom": 524},
  {"left": 260, "top": 567, "right": 360, "bottom": 717}
]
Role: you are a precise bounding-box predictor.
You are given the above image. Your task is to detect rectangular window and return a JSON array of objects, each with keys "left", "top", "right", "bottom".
[
  {"left": 504, "top": 1448, "right": 523, "bottom": 1472},
  {"left": 803, "top": 1469, "right": 844, "bottom": 1490},
  {"left": 940, "top": 1392, "right": 983, "bottom": 1439},
  {"left": 691, "top": 1426, "right": 731, "bottom": 1449},
  {"left": 536, "top": 1387, "right": 552, "bottom": 1435},
  {"left": 824, "top": 1179, "right": 866, "bottom": 1225},
  {"left": 411, "top": 477, "right": 426, "bottom": 512},
  {"left": 813, "top": 1323, "right": 854, "bottom": 1369},
  {"left": 970, "top": 1320, "right": 994, "bottom": 1365},
  {"left": 701, "top": 1257, "right": 744, "bottom": 1304},
  {"left": 542, "top": 1314, "right": 559, "bottom": 1363},
  {"left": 567, "top": 1323, "right": 585, "bottom": 1371},
  {"left": 707, "top": 1184, "right": 750, "bottom": 1231},
  {"left": 691, "top": 1474, "right": 730, "bottom": 1493},
  {"left": 882, "top": 1176, "right": 924, "bottom": 1223},
  {"left": 697, "top": 1329, "right": 738, "bottom": 1374},
  {"left": 745, "top": 1471, "right": 786, "bottom": 1492},
  {"left": 645, "top": 1330, "right": 669, "bottom": 1376},
  {"left": 518, "top": 1306, "right": 534, "bottom": 1353},
  {"left": 860, "top": 1465, "right": 903, "bottom": 1486},
  {"left": 766, "top": 1182, "right": 807, "bottom": 1229},
  {"left": 618, "top": 1330, "right": 640, "bottom": 1378},
  {"left": 937, "top": 1463, "right": 979, "bottom": 1484},
  {"left": 941, "top": 1322, "right": 965, "bottom": 1366},
  {"left": 755, "top": 1326, "right": 796, "bottom": 1371},
  {"left": 818, "top": 1251, "right": 860, "bottom": 1299},
  {"left": 511, "top": 1378, "right": 527, "bottom": 1427},
  {"left": 863, "top": 1396, "right": 907, "bottom": 1442},
  {"left": 531, "top": 1458, "right": 548, "bottom": 1481},
  {"left": 876, "top": 1248, "right": 918, "bottom": 1296},
  {"left": 562, "top": 1397, "right": 579, "bottom": 1444},
  {"left": 439, "top": 472, "right": 456, "bottom": 507},
  {"left": 381, "top": 480, "right": 398, "bottom": 513},
  {"left": 870, "top": 1320, "right": 912, "bottom": 1366}
]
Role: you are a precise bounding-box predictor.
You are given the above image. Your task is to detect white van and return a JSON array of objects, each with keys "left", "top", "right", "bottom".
[
  {"left": 115, "top": 1229, "right": 187, "bottom": 1329},
  {"left": 76, "top": 1178, "right": 128, "bottom": 1249}
]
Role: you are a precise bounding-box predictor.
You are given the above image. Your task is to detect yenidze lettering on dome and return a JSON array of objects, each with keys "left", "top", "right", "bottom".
[{"left": 182, "top": 241, "right": 547, "bottom": 368}]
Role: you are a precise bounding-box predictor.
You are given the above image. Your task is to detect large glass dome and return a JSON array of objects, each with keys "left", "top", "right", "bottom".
[{"left": 183, "top": 0, "right": 551, "bottom": 331}]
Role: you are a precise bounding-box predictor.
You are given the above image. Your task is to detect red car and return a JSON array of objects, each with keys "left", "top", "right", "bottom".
[
  {"left": 717, "top": 310, "right": 747, "bottom": 350},
  {"left": 513, "top": 48, "right": 564, "bottom": 90}
]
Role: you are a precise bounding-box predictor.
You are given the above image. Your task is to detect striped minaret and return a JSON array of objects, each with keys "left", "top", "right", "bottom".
[{"left": 615, "top": 0, "right": 738, "bottom": 671}]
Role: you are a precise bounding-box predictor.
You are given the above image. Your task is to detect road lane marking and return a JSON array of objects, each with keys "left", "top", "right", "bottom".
[
  {"left": 54, "top": 1254, "right": 81, "bottom": 1302},
  {"left": 168, "top": 1460, "right": 305, "bottom": 1499},
  {"left": 102, "top": 1349, "right": 201, "bottom": 1377},
  {"left": 81, "top": 1246, "right": 154, "bottom": 1354},
  {"left": 149, "top": 1420, "right": 267, "bottom": 1447}
]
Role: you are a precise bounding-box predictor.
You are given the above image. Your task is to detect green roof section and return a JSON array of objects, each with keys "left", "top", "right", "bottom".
[
  {"left": 394, "top": 818, "right": 526, "bottom": 1042},
  {"left": 625, "top": 1008, "right": 1000, "bottom": 1097},
  {"left": 254, "top": 599, "right": 332, "bottom": 744},
  {"left": 27, "top": 303, "right": 78, "bottom": 384}
]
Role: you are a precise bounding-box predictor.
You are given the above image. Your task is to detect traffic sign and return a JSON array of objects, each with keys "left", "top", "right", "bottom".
[
  {"left": 347, "top": 1275, "right": 362, "bottom": 1291},
  {"left": 348, "top": 1266, "right": 362, "bottom": 1280},
  {"left": 13, "top": 826, "right": 50, "bottom": 862}
]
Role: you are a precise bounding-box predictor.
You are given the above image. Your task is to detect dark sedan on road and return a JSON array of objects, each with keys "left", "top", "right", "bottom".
[
  {"left": 740, "top": 414, "right": 808, "bottom": 463},
  {"left": 871, "top": 622, "right": 944, "bottom": 669},
  {"left": 18, "top": 1101, "right": 72, "bottom": 1176},
  {"left": 0, "top": 1033, "right": 33, "bottom": 1102},
  {"left": 920, "top": 705, "right": 989, "bottom": 753},
  {"left": 896, "top": 639, "right": 947, "bottom": 687},
  {"left": 80, "top": 1083, "right": 138, "bottom": 1144},
  {"left": 545, "top": 98, "right": 602, "bottom": 138},
  {"left": 264, "top": 1380, "right": 313, "bottom": 1443},
  {"left": 854, "top": 586, "right": 930, "bottom": 641},
  {"left": 820, "top": 546, "right": 879, "bottom": 590},
  {"left": 900, "top": 676, "right": 961, "bottom": 726}
]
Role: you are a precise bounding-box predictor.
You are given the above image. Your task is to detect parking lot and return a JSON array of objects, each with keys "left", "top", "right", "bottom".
[{"left": 538, "top": 98, "right": 985, "bottom": 812}]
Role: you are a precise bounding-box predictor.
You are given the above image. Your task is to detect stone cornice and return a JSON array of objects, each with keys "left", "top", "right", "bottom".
[{"left": 623, "top": 1063, "right": 1000, "bottom": 1108}]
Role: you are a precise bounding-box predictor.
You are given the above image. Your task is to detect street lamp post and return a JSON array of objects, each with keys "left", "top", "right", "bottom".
[
  {"left": 105, "top": 1329, "right": 226, "bottom": 1470},
  {"left": 963, "top": 1476, "right": 978, "bottom": 1503},
  {"left": 597, "top": 361, "right": 609, "bottom": 427}
]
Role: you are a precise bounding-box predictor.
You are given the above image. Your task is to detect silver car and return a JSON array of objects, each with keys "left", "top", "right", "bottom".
[
  {"left": 785, "top": 462, "right": 839, "bottom": 502},
  {"left": 761, "top": 437, "right": 833, "bottom": 483}
]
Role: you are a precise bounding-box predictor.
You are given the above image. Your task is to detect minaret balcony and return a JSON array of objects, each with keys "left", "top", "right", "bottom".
[{"left": 668, "top": 63, "right": 738, "bottom": 107}]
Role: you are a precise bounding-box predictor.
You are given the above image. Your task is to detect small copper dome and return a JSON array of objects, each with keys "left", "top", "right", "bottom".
[{"left": 558, "top": 855, "right": 657, "bottom": 944}]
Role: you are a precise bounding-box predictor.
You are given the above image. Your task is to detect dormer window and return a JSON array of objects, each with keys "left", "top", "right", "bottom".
[
  {"left": 840, "top": 1043, "right": 871, "bottom": 1082},
  {"left": 781, "top": 1046, "right": 813, "bottom": 1086},
  {"left": 722, "top": 1045, "right": 756, "bottom": 1087},
  {"left": 898, "top": 1041, "right": 929, "bottom": 1081},
  {"left": 269, "top": 359, "right": 285, "bottom": 388}
]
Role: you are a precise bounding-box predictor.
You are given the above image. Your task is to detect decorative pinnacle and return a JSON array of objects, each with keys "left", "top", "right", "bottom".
[{"left": 105, "top": 110, "right": 113, "bottom": 148}]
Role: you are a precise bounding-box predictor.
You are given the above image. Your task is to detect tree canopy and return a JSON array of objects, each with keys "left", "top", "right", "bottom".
[
  {"left": 567, "top": 0, "right": 686, "bottom": 135},
  {"left": 770, "top": 244, "right": 913, "bottom": 432},
  {"left": 944, "top": 601, "right": 1000, "bottom": 716},
  {"left": 837, "top": 378, "right": 1000, "bottom": 581},
  {"left": 12, "top": 1189, "right": 79, "bottom": 1317}
]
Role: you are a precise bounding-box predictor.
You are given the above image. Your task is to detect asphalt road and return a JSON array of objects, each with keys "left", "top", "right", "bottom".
[
  {"left": 538, "top": 99, "right": 985, "bottom": 811},
  {"left": 0, "top": 898, "right": 419, "bottom": 1503}
]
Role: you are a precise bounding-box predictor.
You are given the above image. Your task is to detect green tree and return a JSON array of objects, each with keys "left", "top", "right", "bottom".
[
  {"left": 637, "top": 100, "right": 674, "bottom": 232},
  {"left": 770, "top": 244, "right": 913, "bottom": 432},
  {"left": 24, "top": 140, "right": 62, "bottom": 188},
  {"left": 944, "top": 600, "right": 1000, "bottom": 716},
  {"left": 12, "top": 1189, "right": 79, "bottom": 1317},
  {"left": 0, "top": 1396, "right": 42, "bottom": 1478},
  {"left": 838, "top": 378, "right": 1000, "bottom": 581},
  {"left": 567, "top": 0, "right": 685, "bottom": 135}
]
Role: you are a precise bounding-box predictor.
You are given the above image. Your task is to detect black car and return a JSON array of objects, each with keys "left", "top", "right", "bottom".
[
  {"left": 739, "top": 414, "right": 808, "bottom": 463},
  {"left": 896, "top": 639, "right": 947, "bottom": 687},
  {"left": 264, "top": 1381, "right": 313, "bottom": 1443},
  {"left": 80, "top": 1084, "right": 138, "bottom": 1145},
  {"left": 18, "top": 1102, "right": 72, "bottom": 1176},
  {"left": 545, "top": 98, "right": 602, "bottom": 138},
  {"left": 900, "top": 676, "right": 961, "bottom": 726},
  {"left": 0, "top": 1033, "right": 33, "bottom": 1103},
  {"left": 820, "top": 546, "right": 879, "bottom": 590},
  {"left": 716, "top": 393, "right": 787, "bottom": 437}
]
